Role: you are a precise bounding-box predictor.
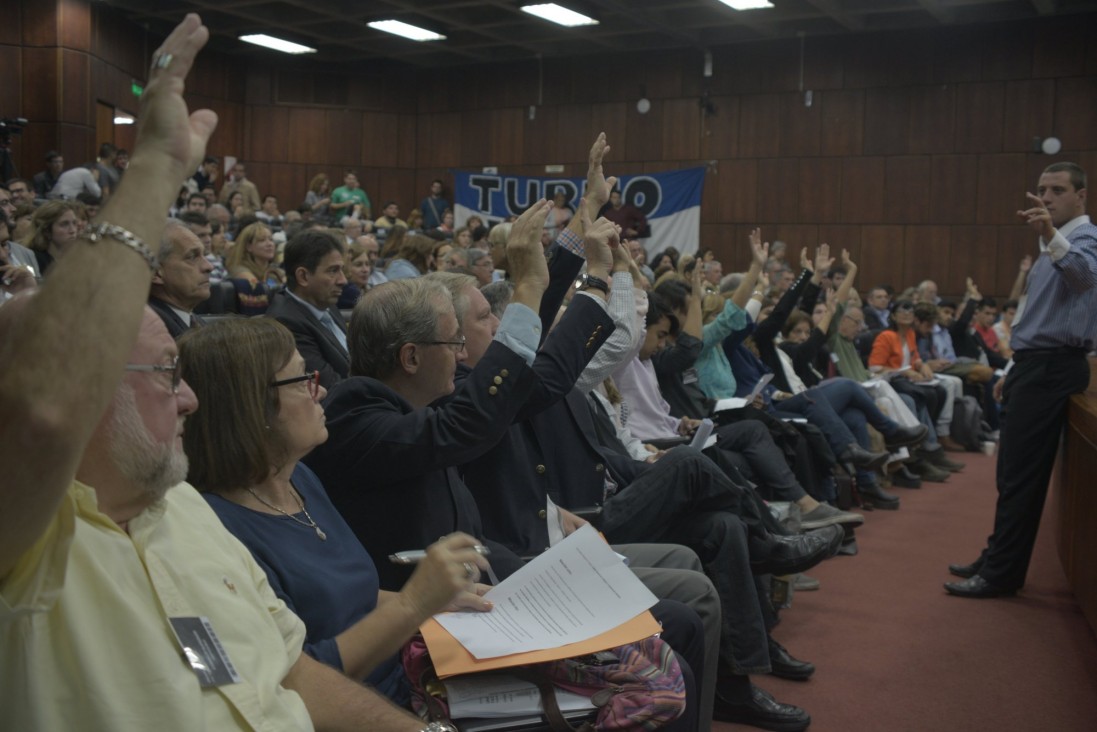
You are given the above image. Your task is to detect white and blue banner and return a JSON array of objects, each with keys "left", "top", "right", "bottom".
[{"left": 453, "top": 167, "right": 706, "bottom": 256}]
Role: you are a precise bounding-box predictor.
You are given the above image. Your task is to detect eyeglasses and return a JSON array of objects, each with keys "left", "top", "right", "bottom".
[
  {"left": 896, "top": 303, "right": 915, "bottom": 312},
  {"left": 842, "top": 314, "right": 865, "bottom": 327},
  {"left": 126, "top": 356, "right": 182, "bottom": 394},
  {"left": 419, "top": 335, "right": 467, "bottom": 354},
  {"left": 271, "top": 370, "right": 322, "bottom": 401},
  {"left": 0, "top": 198, "right": 14, "bottom": 208}
]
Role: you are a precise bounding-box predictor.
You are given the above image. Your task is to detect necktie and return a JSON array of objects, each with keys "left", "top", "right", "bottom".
[{"left": 319, "top": 311, "right": 348, "bottom": 352}]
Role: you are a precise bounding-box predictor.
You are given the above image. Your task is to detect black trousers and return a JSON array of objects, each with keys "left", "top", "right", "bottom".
[{"left": 978, "top": 351, "right": 1091, "bottom": 589}]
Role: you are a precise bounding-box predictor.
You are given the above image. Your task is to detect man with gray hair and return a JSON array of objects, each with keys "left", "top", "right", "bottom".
[{"left": 148, "top": 219, "right": 214, "bottom": 338}]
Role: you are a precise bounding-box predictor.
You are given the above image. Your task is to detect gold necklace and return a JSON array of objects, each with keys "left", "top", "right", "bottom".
[{"left": 246, "top": 483, "right": 327, "bottom": 541}]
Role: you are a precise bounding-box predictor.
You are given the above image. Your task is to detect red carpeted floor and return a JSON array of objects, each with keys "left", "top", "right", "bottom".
[{"left": 715, "top": 452, "right": 1097, "bottom": 732}]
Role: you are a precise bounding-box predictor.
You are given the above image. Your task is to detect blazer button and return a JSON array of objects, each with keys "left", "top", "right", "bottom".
[
  {"left": 494, "top": 376, "right": 503, "bottom": 385},
  {"left": 595, "top": 463, "right": 605, "bottom": 473},
  {"left": 488, "top": 386, "right": 498, "bottom": 395},
  {"left": 536, "top": 464, "right": 547, "bottom": 475},
  {"left": 500, "top": 369, "right": 509, "bottom": 377},
  {"left": 538, "top": 509, "right": 547, "bottom": 519}
]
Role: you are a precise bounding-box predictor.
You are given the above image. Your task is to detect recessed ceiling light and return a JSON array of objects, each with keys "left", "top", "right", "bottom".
[
  {"left": 521, "top": 4, "right": 599, "bottom": 27},
  {"left": 717, "top": 0, "right": 775, "bottom": 10},
  {"left": 368, "top": 20, "right": 446, "bottom": 42},
  {"left": 239, "top": 34, "right": 316, "bottom": 54}
]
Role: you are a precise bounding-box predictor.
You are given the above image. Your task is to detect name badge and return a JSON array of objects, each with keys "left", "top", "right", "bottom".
[
  {"left": 682, "top": 368, "right": 699, "bottom": 385},
  {"left": 169, "top": 616, "right": 242, "bottom": 688}
]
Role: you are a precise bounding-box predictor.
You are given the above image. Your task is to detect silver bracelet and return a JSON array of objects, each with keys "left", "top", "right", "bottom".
[{"left": 85, "top": 222, "right": 159, "bottom": 271}]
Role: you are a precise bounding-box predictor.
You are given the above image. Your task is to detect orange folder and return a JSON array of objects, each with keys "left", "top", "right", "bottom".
[{"left": 421, "top": 610, "right": 661, "bottom": 679}]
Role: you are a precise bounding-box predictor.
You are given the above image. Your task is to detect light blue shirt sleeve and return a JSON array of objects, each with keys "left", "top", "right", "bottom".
[{"left": 494, "top": 302, "right": 542, "bottom": 365}]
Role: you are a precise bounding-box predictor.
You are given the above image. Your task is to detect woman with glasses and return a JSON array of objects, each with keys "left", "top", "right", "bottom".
[{"left": 178, "top": 318, "right": 492, "bottom": 703}]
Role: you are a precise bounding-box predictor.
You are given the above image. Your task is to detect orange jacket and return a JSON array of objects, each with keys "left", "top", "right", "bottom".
[{"left": 869, "top": 328, "right": 923, "bottom": 371}]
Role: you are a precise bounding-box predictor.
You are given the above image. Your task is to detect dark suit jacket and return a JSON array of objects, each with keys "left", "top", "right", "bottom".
[
  {"left": 266, "top": 289, "right": 350, "bottom": 389},
  {"left": 148, "top": 296, "right": 199, "bottom": 340},
  {"left": 303, "top": 296, "right": 614, "bottom": 590}
]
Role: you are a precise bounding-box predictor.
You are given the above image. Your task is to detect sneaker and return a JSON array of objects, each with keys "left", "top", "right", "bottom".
[
  {"left": 793, "top": 573, "right": 820, "bottom": 591},
  {"left": 800, "top": 502, "right": 865, "bottom": 530}
]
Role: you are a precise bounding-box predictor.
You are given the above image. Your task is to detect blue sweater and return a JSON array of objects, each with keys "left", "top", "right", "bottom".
[{"left": 205, "top": 463, "right": 407, "bottom": 702}]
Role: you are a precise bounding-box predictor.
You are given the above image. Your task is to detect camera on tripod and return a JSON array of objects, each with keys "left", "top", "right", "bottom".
[
  {"left": 0, "top": 117, "right": 27, "bottom": 139},
  {"left": 0, "top": 117, "right": 28, "bottom": 182}
]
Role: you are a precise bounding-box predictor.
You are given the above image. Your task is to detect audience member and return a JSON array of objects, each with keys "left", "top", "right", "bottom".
[
  {"left": 338, "top": 237, "right": 373, "bottom": 308},
  {"left": 6, "top": 178, "right": 35, "bottom": 207},
  {"left": 330, "top": 170, "right": 370, "bottom": 223},
  {"left": 420, "top": 179, "right": 449, "bottom": 230},
  {"left": 304, "top": 173, "right": 333, "bottom": 225},
  {"left": 148, "top": 219, "right": 214, "bottom": 337},
  {"left": 385, "top": 232, "right": 433, "bottom": 280},
  {"left": 23, "top": 200, "right": 79, "bottom": 276},
  {"left": 266, "top": 230, "right": 350, "bottom": 388},
  {"left": 257, "top": 194, "right": 285, "bottom": 232},
  {"left": 226, "top": 221, "right": 282, "bottom": 315},
  {"left": 32, "top": 150, "right": 63, "bottom": 199},
  {"left": 602, "top": 189, "right": 648, "bottom": 238},
  {"left": 218, "top": 161, "right": 261, "bottom": 212},
  {"left": 50, "top": 164, "right": 101, "bottom": 201},
  {"left": 467, "top": 247, "right": 493, "bottom": 285},
  {"left": 190, "top": 154, "right": 218, "bottom": 193},
  {"left": 92, "top": 143, "right": 121, "bottom": 199}
]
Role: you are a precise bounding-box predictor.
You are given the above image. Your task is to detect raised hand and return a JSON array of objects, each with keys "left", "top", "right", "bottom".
[
  {"left": 841, "top": 248, "right": 854, "bottom": 268},
  {"left": 506, "top": 199, "right": 553, "bottom": 296},
  {"left": 966, "top": 276, "right": 981, "bottom": 300},
  {"left": 1019, "top": 254, "right": 1033, "bottom": 273},
  {"left": 814, "top": 243, "right": 834, "bottom": 273},
  {"left": 577, "top": 198, "right": 616, "bottom": 279},
  {"left": 582, "top": 133, "right": 618, "bottom": 223},
  {"left": 134, "top": 14, "right": 218, "bottom": 183},
  {"left": 799, "top": 247, "right": 811, "bottom": 271},
  {"left": 1016, "top": 192, "right": 1055, "bottom": 240},
  {"left": 748, "top": 227, "right": 769, "bottom": 268}
]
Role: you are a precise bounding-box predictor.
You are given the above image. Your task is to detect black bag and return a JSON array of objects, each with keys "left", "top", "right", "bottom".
[{"left": 949, "top": 395, "right": 983, "bottom": 451}]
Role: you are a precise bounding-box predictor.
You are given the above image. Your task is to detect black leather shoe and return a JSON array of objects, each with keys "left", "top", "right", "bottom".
[
  {"left": 713, "top": 685, "right": 811, "bottom": 731},
  {"left": 768, "top": 637, "right": 815, "bottom": 681},
  {"left": 890, "top": 465, "right": 922, "bottom": 488},
  {"left": 884, "top": 423, "right": 928, "bottom": 449},
  {"left": 859, "top": 481, "right": 900, "bottom": 510},
  {"left": 948, "top": 560, "right": 983, "bottom": 579},
  {"left": 750, "top": 525, "right": 843, "bottom": 576},
  {"left": 839, "top": 443, "right": 889, "bottom": 471},
  {"left": 944, "top": 575, "right": 1017, "bottom": 598}
]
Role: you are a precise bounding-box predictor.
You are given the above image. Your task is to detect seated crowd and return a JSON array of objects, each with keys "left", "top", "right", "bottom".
[{"left": 1, "top": 14, "right": 1073, "bottom": 732}]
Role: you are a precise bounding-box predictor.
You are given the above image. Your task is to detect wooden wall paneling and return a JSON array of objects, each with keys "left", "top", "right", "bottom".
[
  {"left": 710, "top": 159, "right": 757, "bottom": 224},
  {"left": 397, "top": 113, "right": 417, "bottom": 169},
  {"left": 361, "top": 112, "right": 400, "bottom": 168},
  {"left": 981, "top": 23, "right": 1033, "bottom": 81},
  {"left": 763, "top": 225, "right": 819, "bottom": 255},
  {"left": 286, "top": 108, "right": 327, "bottom": 165},
  {"left": 1031, "top": 18, "right": 1087, "bottom": 78},
  {"left": 802, "top": 36, "right": 846, "bottom": 91},
  {"left": 204, "top": 100, "right": 245, "bottom": 162},
  {"left": 22, "top": 48, "right": 60, "bottom": 123},
  {"left": 723, "top": 39, "right": 799, "bottom": 94},
  {"left": 953, "top": 82, "right": 1004, "bottom": 154},
  {"left": 244, "top": 105, "right": 289, "bottom": 166},
  {"left": 737, "top": 93, "right": 779, "bottom": 158},
  {"left": 0, "top": 46, "right": 21, "bottom": 117},
  {"left": 417, "top": 112, "right": 462, "bottom": 169},
  {"left": 843, "top": 33, "right": 932, "bottom": 90},
  {"left": 1054, "top": 77, "right": 1097, "bottom": 155},
  {"left": 1002, "top": 79, "right": 1055, "bottom": 152},
  {"left": 262, "top": 163, "right": 307, "bottom": 212},
  {"left": 20, "top": 122, "right": 57, "bottom": 180},
  {"left": 459, "top": 109, "right": 492, "bottom": 168},
  {"left": 91, "top": 4, "right": 146, "bottom": 80},
  {"left": 22, "top": 1, "right": 58, "bottom": 47},
  {"left": 884, "top": 156, "right": 931, "bottom": 224},
  {"left": 588, "top": 103, "right": 626, "bottom": 162},
  {"left": 947, "top": 225, "right": 998, "bottom": 297},
  {"left": 662, "top": 98, "right": 701, "bottom": 162},
  {"left": 523, "top": 104, "right": 560, "bottom": 167},
  {"left": 244, "top": 66, "right": 273, "bottom": 106},
  {"left": 756, "top": 158, "right": 799, "bottom": 225},
  {"left": 798, "top": 157, "right": 842, "bottom": 224},
  {"left": 0, "top": 0, "right": 21, "bottom": 46},
  {"left": 931, "top": 27, "right": 983, "bottom": 84},
  {"left": 60, "top": 49, "right": 90, "bottom": 128},
  {"left": 57, "top": 122, "right": 91, "bottom": 173},
  {"left": 902, "top": 225, "right": 951, "bottom": 293},
  {"left": 859, "top": 225, "right": 905, "bottom": 291},
  {"left": 816, "top": 225, "right": 862, "bottom": 263},
  {"left": 489, "top": 107, "right": 526, "bottom": 167},
  {"left": 703, "top": 96, "right": 739, "bottom": 160},
  {"left": 95, "top": 101, "right": 112, "bottom": 153},
  {"left": 863, "top": 88, "right": 908, "bottom": 156},
  {"left": 930, "top": 154, "right": 980, "bottom": 224},
  {"left": 779, "top": 92, "right": 821, "bottom": 157},
  {"left": 975, "top": 153, "right": 1027, "bottom": 225},
  {"left": 624, "top": 99, "right": 663, "bottom": 164},
  {"left": 699, "top": 222, "right": 735, "bottom": 260},
  {"left": 907, "top": 84, "right": 956, "bottom": 155},
  {"left": 991, "top": 225, "right": 1035, "bottom": 299},
  {"left": 641, "top": 50, "right": 687, "bottom": 100},
  {"left": 819, "top": 90, "right": 864, "bottom": 157},
  {"left": 840, "top": 156, "right": 885, "bottom": 223},
  {"left": 113, "top": 119, "right": 135, "bottom": 157},
  {"left": 374, "top": 168, "right": 417, "bottom": 217},
  {"left": 59, "top": 0, "right": 90, "bottom": 51}
]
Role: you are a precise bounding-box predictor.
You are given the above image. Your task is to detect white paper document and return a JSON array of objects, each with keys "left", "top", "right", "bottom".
[
  {"left": 433, "top": 524, "right": 658, "bottom": 659},
  {"left": 444, "top": 673, "right": 597, "bottom": 719},
  {"left": 714, "top": 374, "right": 773, "bottom": 412}
]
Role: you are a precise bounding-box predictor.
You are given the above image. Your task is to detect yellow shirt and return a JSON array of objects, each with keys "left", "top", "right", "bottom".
[{"left": 0, "top": 480, "right": 313, "bottom": 731}]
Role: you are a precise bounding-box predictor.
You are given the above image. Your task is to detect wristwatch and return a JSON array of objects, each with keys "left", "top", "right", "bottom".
[
  {"left": 419, "top": 722, "right": 458, "bottom": 732},
  {"left": 575, "top": 273, "right": 610, "bottom": 295}
]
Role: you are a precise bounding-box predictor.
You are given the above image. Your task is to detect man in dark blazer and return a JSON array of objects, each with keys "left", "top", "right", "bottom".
[
  {"left": 148, "top": 220, "right": 212, "bottom": 338},
  {"left": 266, "top": 229, "right": 350, "bottom": 388}
]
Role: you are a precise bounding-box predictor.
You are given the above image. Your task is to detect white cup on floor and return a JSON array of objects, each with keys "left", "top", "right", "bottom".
[{"left": 981, "top": 441, "right": 997, "bottom": 456}]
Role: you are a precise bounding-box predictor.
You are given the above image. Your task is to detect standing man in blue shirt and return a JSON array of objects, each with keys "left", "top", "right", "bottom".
[
  {"left": 946, "top": 162, "right": 1097, "bottom": 598},
  {"left": 420, "top": 179, "right": 449, "bottom": 231}
]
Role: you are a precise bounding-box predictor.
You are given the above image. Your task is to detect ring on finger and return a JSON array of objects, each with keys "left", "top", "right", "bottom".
[
  {"left": 151, "top": 52, "right": 173, "bottom": 70},
  {"left": 462, "top": 562, "right": 476, "bottom": 580}
]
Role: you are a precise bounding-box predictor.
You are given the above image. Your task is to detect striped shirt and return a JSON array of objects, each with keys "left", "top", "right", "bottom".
[{"left": 1011, "top": 215, "right": 1097, "bottom": 352}]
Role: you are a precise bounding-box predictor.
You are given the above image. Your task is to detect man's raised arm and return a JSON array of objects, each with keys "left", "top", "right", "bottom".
[{"left": 0, "top": 14, "right": 217, "bottom": 578}]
